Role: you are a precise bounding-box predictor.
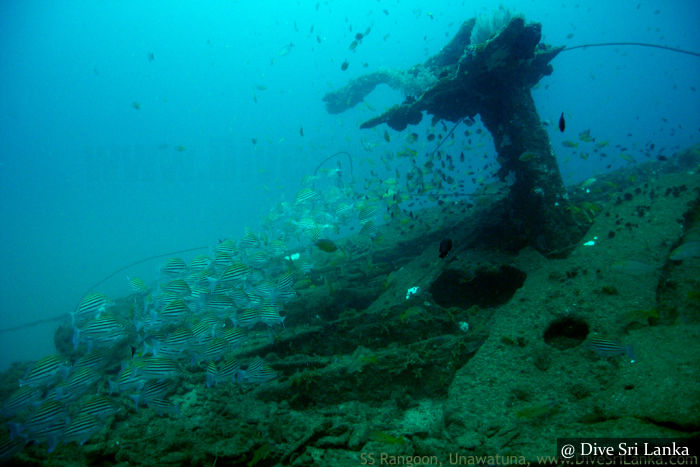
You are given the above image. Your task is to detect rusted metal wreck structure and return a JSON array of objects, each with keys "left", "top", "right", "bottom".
[{"left": 324, "top": 16, "right": 587, "bottom": 255}]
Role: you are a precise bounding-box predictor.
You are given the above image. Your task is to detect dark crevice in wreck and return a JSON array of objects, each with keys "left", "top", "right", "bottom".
[
  {"left": 543, "top": 317, "right": 589, "bottom": 350},
  {"left": 429, "top": 266, "right": 526, "bottom": 309}
]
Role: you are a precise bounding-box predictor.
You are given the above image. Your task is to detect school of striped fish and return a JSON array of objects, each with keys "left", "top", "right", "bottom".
[{"left": 0, "top": 161, "right": 410, "bottom": 458}]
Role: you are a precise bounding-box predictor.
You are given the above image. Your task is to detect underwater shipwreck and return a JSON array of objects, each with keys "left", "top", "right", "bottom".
[{"left": 2, "top": 14, "right": 700, "bottom": 466}]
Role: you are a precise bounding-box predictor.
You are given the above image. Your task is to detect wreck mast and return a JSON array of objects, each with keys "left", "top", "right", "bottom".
[{"left": 324, "top": 17, "right": 587, "bottom": 255}]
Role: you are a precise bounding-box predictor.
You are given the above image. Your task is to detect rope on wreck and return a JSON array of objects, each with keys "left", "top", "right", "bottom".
[
  {"left": 0, "top": 246, "right": 209, "bottom": 334},
  {"left": 0, "top": 315, "right": 66, "bottom": 333},
  {"left": 313, "top": 150, "right": 355, "bottom": 184},
  {"left": 429, "top": 117, "right": 467, "bottom": 158},
  {"left": 426, "top": 41, "right": 700, "bottom": 170},
  {"left": 80, "top": 246, "right": 210, "bottom": 296},
  {"left": 562, "top": 42, "right": 700, "bottom": 58}
]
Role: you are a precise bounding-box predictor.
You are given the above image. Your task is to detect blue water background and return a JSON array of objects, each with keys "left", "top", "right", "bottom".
[{"left": 0, "top": 0, "right": 698, "bottom": 369}]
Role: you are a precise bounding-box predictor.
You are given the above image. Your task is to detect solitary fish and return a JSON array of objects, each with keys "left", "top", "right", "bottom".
[
  {"left": 73, "top": 293, "right": 110, "bottom": 326},
  {"left": 588, "top": 336, "right": 635, "bottom": 361},
  {"left": 2, "top": 386, "right": 42, "bottom": 417},
  {"left": 61, "top": 412, "right": 103, "bottom": 446},
  {"left": 669, "top": 241, "right": 700, "bottom": 261},
  {"left": 19, "top": 355, "right": 67, "bottom": 387},
  {"left": 243, "top": 357, "right": 276, "bottom": 384},
  {"left": 518, "top": 151, "right": 537, "bottom": 162},
  {"left": 315, "top": 238, "right": 338, "bottom": 253},
  {"left": 578, "top": 129, "right": 594, "bottom": 142},
  {"left": 161, "top": 258, "right": 186, "bottom": 277},
  {"left": 439, "top": 238, "right": 453, "bottom": 258},
  {"left": 558, "top": 112, "right": 565, "bottom": 132},
  {"left": 127, "top": 276, "right": 149, "bottom": 294}
]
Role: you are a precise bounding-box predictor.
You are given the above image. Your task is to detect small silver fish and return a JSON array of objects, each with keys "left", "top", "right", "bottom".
[
  {"left": 147, "top": 397, "right": 180, "bottom": 417},
  {"left": 19, "top": 355, "right": 67, "bottom": 387},
  {"left": 160, "top": 258, "right": 187, "bottom": 277},
  {"left": 588, "top": 336, "right": 635, "bottom": 361},
  {"left": 243, "top": 357, "right": 276, "bottom": 384},
  {"left": 670, "top": 241, "right": 700, "bottom": 261},
  {"left": 61, "top": 412, "right": 103, "bottom": 446}
]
